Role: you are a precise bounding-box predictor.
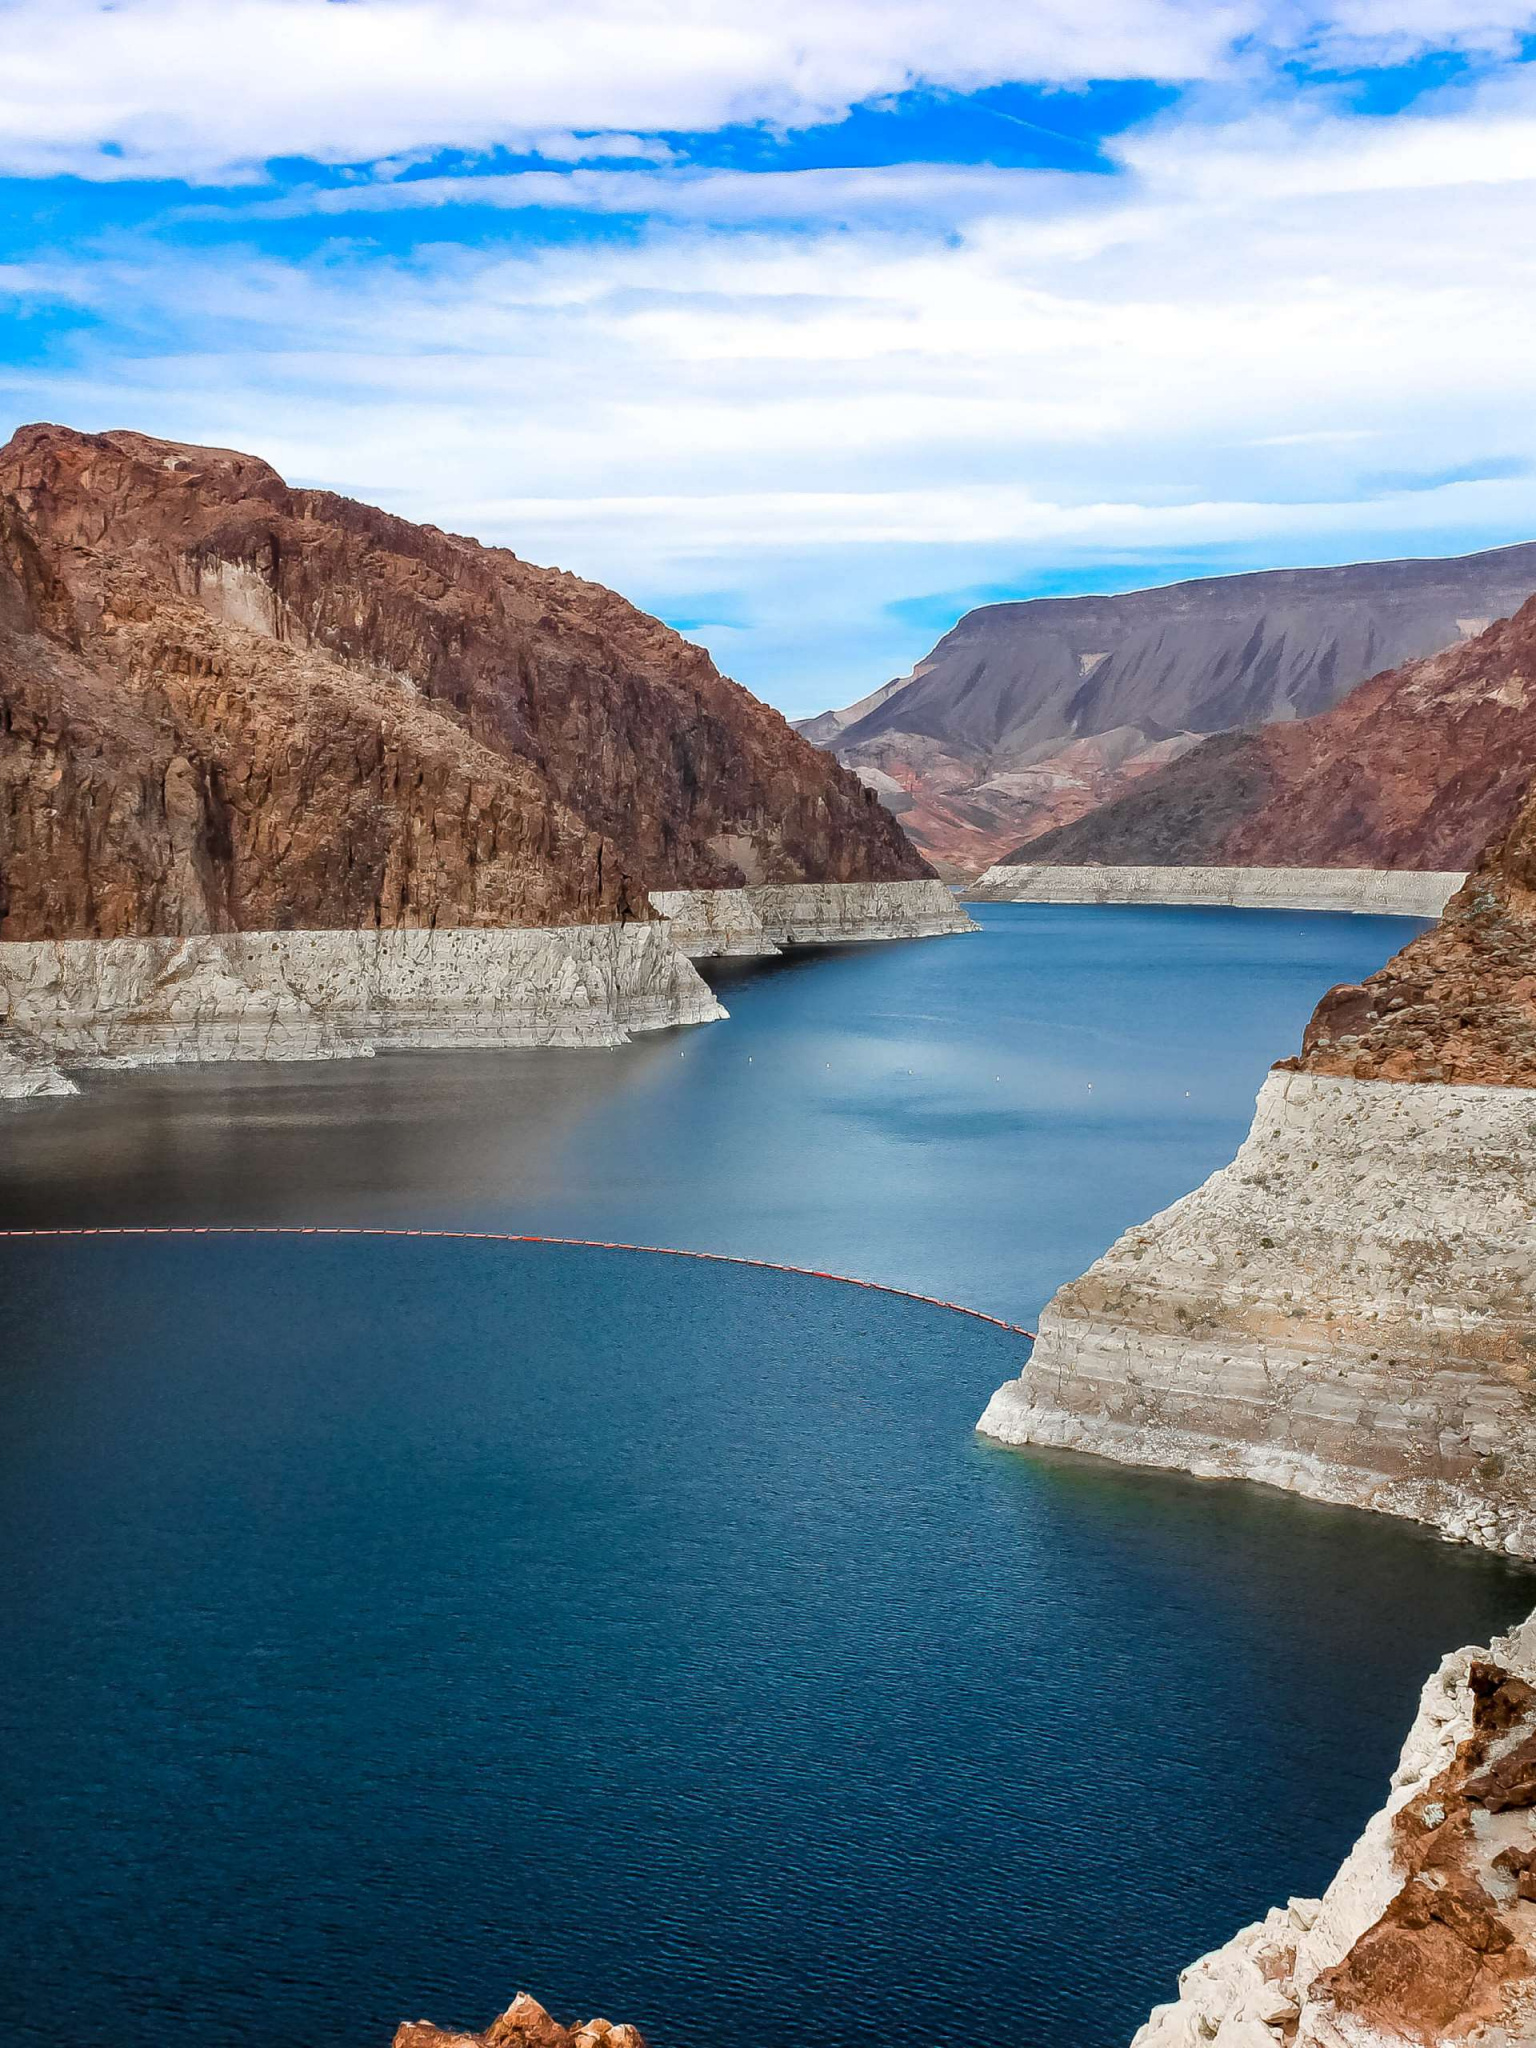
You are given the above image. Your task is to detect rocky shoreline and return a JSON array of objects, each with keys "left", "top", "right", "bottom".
[
  {"left": 962, "top": 864, "right": 1465, "bottom": 916},
  {"left": 651, "top": 877, "right": 974, "bottom": 955},
  {"left": 979, "top": 1068, "right": 1536, "bottom": 1559},
  {"left": 0, "top": 882, "right": 974, "bottom": 1095},
  {"left": 1133, "top": 1608, "right": 1536, "bottom": 2048}
]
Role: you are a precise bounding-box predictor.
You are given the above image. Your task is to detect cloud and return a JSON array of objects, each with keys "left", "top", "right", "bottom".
[
  {"left": 0, "top": 0, "right": 1248, "bottom": 182},
  {"left": 3, "top": 0, "right": 1533, "bottom": 184},
  {"left": 5, "top": 7, "right": 1536, "bottom": 709}
]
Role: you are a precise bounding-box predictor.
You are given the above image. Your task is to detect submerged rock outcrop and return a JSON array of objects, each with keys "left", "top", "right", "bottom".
[
  {"left": 1133, "top": 1609, "right": 1536, "bottom": 2047},
  {"left": 394, "top": 1993, "right": 644, "bottom": 2048},
  {"left": 0, "top": 423, "right": 927, "bottom": 944},
  {"left": 978, "top": 772, "right": 1536, "bottom": 1560}
]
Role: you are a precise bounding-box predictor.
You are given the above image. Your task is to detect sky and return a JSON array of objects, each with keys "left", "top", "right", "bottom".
[{"left": 1, "top": 2, "right": 1535, "bottom": 716}]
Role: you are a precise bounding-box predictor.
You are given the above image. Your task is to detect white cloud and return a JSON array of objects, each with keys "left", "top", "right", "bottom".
[
  {"left": 3, "top": 0, "right": 1534, "bottom": 183},
  {"left": 0, "top": 0, "right": 1248, "bottom": 182},
  {"left": 5, "top": 12, "right": 1536, "bottom": 709}
]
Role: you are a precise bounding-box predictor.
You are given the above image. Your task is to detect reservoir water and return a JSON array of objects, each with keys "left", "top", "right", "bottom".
[{"left": 2, "top": 906, "right": 1530, "bottom": 2047}]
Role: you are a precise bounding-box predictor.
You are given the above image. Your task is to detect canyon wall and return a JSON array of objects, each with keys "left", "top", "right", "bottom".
[
  {"left": 0, "top": 923, "right": 725, "bottom": 1078},
  {"left": 1132, "top": 1608, "right": 1536, "bottom": 2048},
  {"left": 651, "top": 878, "right": 974, "bottom": 955},
  {"left": 962, "top": 865, "right": 1464, "bottom": 917},
  {"left": 979, "top": 1070, "right": 1536, "bottom": 1557},
  {"left": 978, "top": 774, "right": 1536, "bottom": 1562},
  {"left": 0, "top": 423, "right": 928, "bottom": 944}
]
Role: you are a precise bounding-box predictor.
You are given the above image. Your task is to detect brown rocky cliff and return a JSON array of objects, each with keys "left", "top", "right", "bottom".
[
  {"left": 0, "top": 424, "right": 926, "bottom": 939},
  {"left": 1016, "top": 594, "right": 1536, "bottom": 875},
  {"left": 1288, "top": 771, "right": 1536, "bottom": 1086}
]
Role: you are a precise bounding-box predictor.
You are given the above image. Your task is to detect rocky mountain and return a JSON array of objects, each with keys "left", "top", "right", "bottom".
[
  {"left": 798, "top": 545, "right": 1536, "bottom": 874},
  {"left": 1018, "top": 593, "right": 1536, "bottom": 871},
  {"left": 0, "top": 424, "right": 926, "bottom": 941}
]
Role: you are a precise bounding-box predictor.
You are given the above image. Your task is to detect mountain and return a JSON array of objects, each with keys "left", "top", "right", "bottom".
[
  {"left": 797, "top": 545, "right": 1536, "bottom": 874},
  {"left": 0, "top": 424, "right": 926, "bottom": 941},
  {"left": 1014, "top": 593, "right": 1536, "bottom": 872}
]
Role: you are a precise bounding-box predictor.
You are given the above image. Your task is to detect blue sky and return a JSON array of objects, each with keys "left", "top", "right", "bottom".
[{"left": 3, "top": 2, "right": 1536, "bottom": 716}]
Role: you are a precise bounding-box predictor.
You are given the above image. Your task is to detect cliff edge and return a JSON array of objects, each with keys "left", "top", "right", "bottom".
[
  {"left": 0, "top": 424, "right": 927, "bottom": 942},
  {"left": 978, "top": 773, "right": 1536, "bottom": 1559},
  {"left": 1134, "top": 1610, "right": 1536, "bottom": 2047}
]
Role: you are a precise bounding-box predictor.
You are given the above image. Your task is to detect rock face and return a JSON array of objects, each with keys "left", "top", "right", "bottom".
[
  {"left": 1291, "top": 795, "right": 1536, "bottom": 1087},
  {"left": 798, "top": 546, "right": 1536, "bottom": 874},
  {"left": 962, "top": 865, "right": 1464, "bottom": 918},
  {"left": 1132, "top": 1608, "right": 1536, "bottom": 2047},
  {"left": 979, "top": 772, "right": 1536, "bottom": 1560},
  {"left": 1018, "top": 595, "right": 1536, "bottom": 874},
  {"left": 0, "top": 923, "right": 725, "bottom": 1065},
  {"left": 0, "top": 423, "right": 927, "bottom": 943},
  {"left": 394, "top": 1992, "right": 643, "bottom": 2048},
  {"left": 979, "top": 1070, "right": 1536, "bottom": 1558},
  {"left": 652, "top": 877, "right": 974, "bottom": 955}
]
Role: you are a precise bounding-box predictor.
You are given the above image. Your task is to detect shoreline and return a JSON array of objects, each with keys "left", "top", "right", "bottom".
[
  {"left": 0, "top": 882, "right": 976, "bottom": 1095},
  {"left": 978, "top": 1069, "right": 1536, "bottom": 1562},
  {"left": 961, "top": 863, "right": 1465, "bottom": 917}
]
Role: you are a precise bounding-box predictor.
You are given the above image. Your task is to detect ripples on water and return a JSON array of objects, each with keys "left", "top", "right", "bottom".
[{"left": 2, "top": 908, "right": 1531, "bottom": 2047}]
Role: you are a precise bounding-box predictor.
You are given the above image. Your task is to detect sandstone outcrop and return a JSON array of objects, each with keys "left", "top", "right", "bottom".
[
  {"left": 1132, "top": 1608, "right": 1536, "bottom": 2047},
  {"left": 0, "top": 423, "right": 927, "bottom": 943},
  {"left": 393, "top": 1992, "right": 643, "bottom": 2048},
  {"left": 799, "top": 546, "right": 1536, "bottom": 873},
  {"left": 0, "top": 923, "right": 725, "bottom": 1066},
  {"left": 979, "top": 1070, "right": 1536, "bottom": 1558},
  {"left": 962, "top": 865, "right": 1464, "bottom": 918},
  {"left": 650, "top": 877, "right": 975, "bottom": 956},
  {"left": 1017, "top": 596, "right": 1536, "bottom": 875},
  {"left": 978, "top": 772, "right": 1536, "bottom": 1562}
]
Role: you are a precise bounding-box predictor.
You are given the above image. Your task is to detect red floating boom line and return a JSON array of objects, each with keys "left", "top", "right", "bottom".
[{"left": 0, "top": 1225, "right": 1037, "bottom": 1339}]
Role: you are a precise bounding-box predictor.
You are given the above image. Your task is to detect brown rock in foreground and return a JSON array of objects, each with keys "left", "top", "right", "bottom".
[
  {"left": 393, "top": 1992, "right": 643, "bottom": 2048},
  {"left": 1016, "top": 594, "right": 1536, "bottom": 874},
  {"left": 1289, "top": 760, "right": 1536, "bottom": 1085},
  {"left": 0, "top": 424, "right": 926, "bottom": 940}
]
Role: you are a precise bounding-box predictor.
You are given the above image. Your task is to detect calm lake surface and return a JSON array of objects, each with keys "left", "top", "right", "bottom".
[{"left": 2, "top": 905, "right": 1531, "bottom": 2048}]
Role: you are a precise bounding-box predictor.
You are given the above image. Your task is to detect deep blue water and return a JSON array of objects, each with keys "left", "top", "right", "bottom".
[{"left": 1, "top": 906, "right": 1531, "bottom": 2048}]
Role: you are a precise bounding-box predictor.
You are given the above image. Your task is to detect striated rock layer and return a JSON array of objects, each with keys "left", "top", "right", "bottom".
[
  {"left": 1132, "top": 1606, "right": 1536, "bottom": 2047},
  {"left": 979, "top": 1070, "right": 1536, "bottom": 1558},
  {"left": 0, "top": 923, "right": 725, "bottom": 1066},
  {"left": 394, "top": 1992, "right": 643, "bottom": 2048},
  {"left": 1017, "top": 595, "right": 1536, "bottom": 875},
  {"left": 962, "top": 865, "right": 1464, "bottom": 917},
  {"left": 651, "top": 877, "right": 975, "bottom": 956},
  {"left": 980, "top": 768, "right": 1536, "bottom": 1563},
  {"left": 0, "top": 423, "right": 927, "bottom": 943}
]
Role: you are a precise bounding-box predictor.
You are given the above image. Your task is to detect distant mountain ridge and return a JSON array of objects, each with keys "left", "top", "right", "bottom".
[
  {"left": 797, "top": 544, "right": 1536, "bottom": 873},
  {"left": 1015, "top": 593, "right": 1536, "bottom": 873}
]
